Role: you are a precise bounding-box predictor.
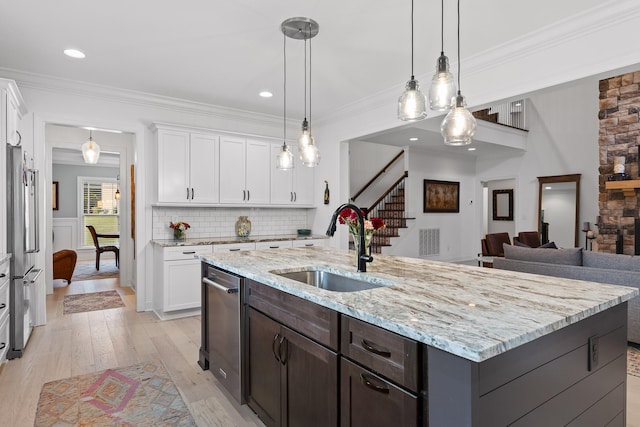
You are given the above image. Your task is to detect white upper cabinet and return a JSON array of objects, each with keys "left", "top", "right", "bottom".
[
  {"left": 156, "top": 127, "right": 219, "bottom": 204},
  {"left": 219, "top": 137, "right": 270, "bottom": 204},
  {"left": 270, "top": 145, "right": 315, "bottom": 206}
]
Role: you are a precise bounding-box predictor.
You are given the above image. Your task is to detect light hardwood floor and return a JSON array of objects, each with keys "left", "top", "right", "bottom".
[
  {"left": 0, "top": 277, "right": 262, "bottom": 426},
  {"left": 0, "top": 277, "right": 638, "bottom": 426}
]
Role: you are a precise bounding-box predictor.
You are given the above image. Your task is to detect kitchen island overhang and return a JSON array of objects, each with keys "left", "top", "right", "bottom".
[
  {"left": 199, "top": 247, "right": 638, "bottom": 426},
  {"left": 199, "top": 246, "right": 637, "bottom": 363}
]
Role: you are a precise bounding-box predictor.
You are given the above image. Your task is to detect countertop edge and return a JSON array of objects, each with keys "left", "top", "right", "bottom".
[
  {"left": 152, "top": 234, "right": 327, "bottom": 247},
  {"left": 198, "top": 249, "right": 638, "bottom": 363}
]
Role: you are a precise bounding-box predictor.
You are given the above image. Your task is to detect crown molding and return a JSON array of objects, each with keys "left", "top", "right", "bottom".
[
  {"left": 318, "top": 0, "right": 640, "bottom": 128},
  {"left": 0, "top": 67, "right": 284, "bottom": 131}
]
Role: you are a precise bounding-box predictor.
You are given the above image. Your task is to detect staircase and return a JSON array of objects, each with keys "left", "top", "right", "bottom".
[
  {"left": 350, "top": 151, "right": 413, "bottom": 254},
  {"left": 368, "top": 187, "right": 411, "bottom": 254}
]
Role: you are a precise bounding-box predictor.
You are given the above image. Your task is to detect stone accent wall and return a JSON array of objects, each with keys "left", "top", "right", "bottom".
[{"left": 597, "top": 71, "right": 640, "bottom": 254}]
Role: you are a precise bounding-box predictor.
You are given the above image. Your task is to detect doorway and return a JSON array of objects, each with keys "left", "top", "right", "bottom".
[{"left": 46, "top": 124, "right": 134, "bottom": 295}]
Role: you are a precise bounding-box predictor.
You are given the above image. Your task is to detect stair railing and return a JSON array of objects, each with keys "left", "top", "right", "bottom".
[
  {"left": 351, "top": 150, "right": 405, "bottom": 202},
  {"left": 366, "top": 171, "right": 408, "bottom": 254}
]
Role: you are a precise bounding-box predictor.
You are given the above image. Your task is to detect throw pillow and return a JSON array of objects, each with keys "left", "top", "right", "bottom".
[
  {"left": 513, "top": 239, "right": 530, "bottom": 247},
  {"left": 503, "top": 243, "right": 582, "bottom": 266},
  {"left": 583, "top": 251, "right": 640, "bottom": 272},
  {"left": 539, "top": 241, "right": 558, "bottom": 249}
]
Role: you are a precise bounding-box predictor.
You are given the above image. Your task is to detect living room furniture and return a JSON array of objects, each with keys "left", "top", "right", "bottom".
[
  {"left": 513, "top": 231, "right": 541, "bottom": 248},
  {"left": 494, "top": 244, "right": 640, "bottom": 344},
  {"left": 86, "top": 225, "right": 119, "bottom": 271},
  {"left": 479, "top": 232, "right": 512, "bottom": 268},
  {"left": 52, "top": 250, "right": 78, "bottom": 284}
]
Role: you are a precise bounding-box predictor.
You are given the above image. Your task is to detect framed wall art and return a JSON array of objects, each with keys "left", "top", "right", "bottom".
[
  {"left": 423, "top": 179, "right": 460, "bottom": 213},
  {"left": 493, "top": 189, "right": 514, "bottom": 221}
]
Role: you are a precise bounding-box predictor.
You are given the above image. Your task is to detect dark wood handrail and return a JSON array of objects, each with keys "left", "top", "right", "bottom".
[
  {"left": 367, "top": 171, "right": 408, "bottom": 216},
  {"left": 351, "top": 150, "right": 404, "bottom": 202}
]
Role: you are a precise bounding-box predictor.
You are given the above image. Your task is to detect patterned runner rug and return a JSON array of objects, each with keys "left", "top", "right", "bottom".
[
  {"left": 629, "top": 346, "right": 640, "bottom": 378},
  {"left": 72, "top": 259, "right": 119, "bottom": 282},
  {"left": 63, "top": 290, "right": 125, "bottom": 315},
  {"left": 35, "top": 360, "right": 196, "bottom": 426}
]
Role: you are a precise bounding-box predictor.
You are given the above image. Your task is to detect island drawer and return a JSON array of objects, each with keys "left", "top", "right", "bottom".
[
  {"left": 340, "top": 358, "right": 418, "bottom": 427},
  {"left": 245, "top": 279, "right": 339, "bottom": 351},
  {"left": 163, "top": 245, "right": 212, "bottom": 261},
  {"left": 341, "top": 315, "right": 420, "bottom": 393}
]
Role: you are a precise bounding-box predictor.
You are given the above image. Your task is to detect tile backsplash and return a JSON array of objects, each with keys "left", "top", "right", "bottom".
[{"left": 153, "top": 207, "right": 311, "bottom": 239}]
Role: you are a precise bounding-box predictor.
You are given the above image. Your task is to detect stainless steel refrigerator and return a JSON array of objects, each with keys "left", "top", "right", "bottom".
[{"left": 6, "top": 143, "right": 41, "bottom": 359}]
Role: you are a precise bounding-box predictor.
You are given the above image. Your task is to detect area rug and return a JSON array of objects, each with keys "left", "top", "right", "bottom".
[
  {"left": 72, "top": 259, "right": 120, "bottom": 282},
  {"left": 35, "top": 360, "right": 196, "bottom": 426},
  {"left": 63, "top": 290, "right": 125, "bottom": 315},
  {"left": 629, "top": 346, "right": 640, "bottom": 378}
]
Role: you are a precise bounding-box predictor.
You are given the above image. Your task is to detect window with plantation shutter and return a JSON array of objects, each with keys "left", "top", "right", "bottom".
[{"left": 80, "top": 178, "right": 120, "bottom": 246}]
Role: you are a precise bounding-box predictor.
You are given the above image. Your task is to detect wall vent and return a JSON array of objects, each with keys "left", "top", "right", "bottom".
[{"left": 419, "top": 229, "right": 440, "bottom": 257}]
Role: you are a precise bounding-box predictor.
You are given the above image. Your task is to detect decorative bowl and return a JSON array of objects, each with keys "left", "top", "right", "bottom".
[{"left": 297, "top": 229, "right": 311, "bottom": 236}]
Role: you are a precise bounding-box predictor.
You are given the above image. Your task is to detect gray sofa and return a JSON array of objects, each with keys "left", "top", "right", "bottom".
[{"left": 493, "top": 245, "right": 640, "bottom": 344}]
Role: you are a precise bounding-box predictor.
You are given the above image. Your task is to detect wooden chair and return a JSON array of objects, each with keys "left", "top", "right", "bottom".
[
  {"left": 484, "top": 232, "right": 512, "bottom": 257},
  {"left": 516, "top": 231, "right": 541, "bottom": 248},
  {"left": 86, "top": 225, "right": 119, "bottom": 271},
  {"left": 53, "top": 249, "right": 78, "bottom": 284}
]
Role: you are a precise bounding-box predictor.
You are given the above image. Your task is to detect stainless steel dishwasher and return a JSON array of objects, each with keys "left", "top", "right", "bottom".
[{"left": 199, "top": 264, "right": 244, "bottom": 403}]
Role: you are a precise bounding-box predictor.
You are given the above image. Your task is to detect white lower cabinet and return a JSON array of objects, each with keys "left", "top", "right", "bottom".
[
  {"left": 255, "top": 240, "right": 293, "bottom": 250},
  {"left": 292, "top": 238, "right": 327, "bottom": 248},
  {"left": 213, "top": 242, "right": 256, "bottom": 252},
  {"left": 154, "top": 245, "right": 213, "bottom": 320}
]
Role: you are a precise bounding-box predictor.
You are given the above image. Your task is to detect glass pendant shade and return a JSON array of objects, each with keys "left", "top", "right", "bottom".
[
  {"left": 298, "top": 118, "right": 314, "bottom": 150},
  {"left": 300, "top": 143, "right": 320, "bottom": 167},
  {"left": 429, "top": 54, "right": 456, "bottom": 111},
  {"left": 440, "top": 93, "right": 477, "bottom": 146},
  {"left": 115, "top": 189, "right": 121, "bottom": 200},
  {"left": 398, "top": 78, "right": 427, "bottom": 121},
  {"left": 276, "top": 143, "right": 294, "bottom": 170},
  {"left": 81, "top": 135, "right": 101, "bottom": 164}
]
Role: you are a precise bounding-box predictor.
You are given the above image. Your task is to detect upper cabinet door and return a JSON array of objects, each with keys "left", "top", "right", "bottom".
[
  {"left": 292, "top": 146, "right": 315, "bottom": 205},
  {"left": 157, "top": 129, "right": 190, "bottom": 203},
  {"left": 270, "top": 144, "right": 293, "bottom": 204},
  {"left": 245, "top": 139, "right": 271, "bottom": 204},
  {"left": 190, "top": 132, "right": 219, "bottom": 203},
  {"left": 219, "top": 136, "right": 247, "bottom": 203}
]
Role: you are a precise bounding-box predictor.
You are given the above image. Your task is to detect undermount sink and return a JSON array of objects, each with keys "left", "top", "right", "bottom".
[{"left": 271, "top": 268, "right": 393, "bottom": 292}]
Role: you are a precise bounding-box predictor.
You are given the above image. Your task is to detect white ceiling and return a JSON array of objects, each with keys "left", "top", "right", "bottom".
[{"left": 0, "top": 0, "right": 604, "bottom": 122}]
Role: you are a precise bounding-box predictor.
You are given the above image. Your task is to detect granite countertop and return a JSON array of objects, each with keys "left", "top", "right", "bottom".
[
  {"left": 199, "top": 247, "right": 638, "bottom": 363},
  {"left": 151, "top": 234, "right": 327, "bottom": 247}
]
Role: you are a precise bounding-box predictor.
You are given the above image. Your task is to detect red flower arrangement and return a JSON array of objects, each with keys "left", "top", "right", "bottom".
[
  {"left": 338, "top": 208, "right": 385, "bottom": 237},
  {"left": 169, "top": 221, "right": 190, "bottom": 232}
]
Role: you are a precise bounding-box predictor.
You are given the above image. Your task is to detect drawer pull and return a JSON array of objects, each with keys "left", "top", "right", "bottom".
[
  {"left": 0, "top": 273, "right": 5, "bottom": 278},
  {"left": 0, "top": 343, "right": 5, "bottom": 350},
  {"left": 361, "top": 339, "right": 391, "bottom": 358},
  {"left": 272, "top": 333, "right": 281, "bottom": 362},
  {"left": 279, "top": 335, "right": 287, "bottom": 365},
  {"left": 0, "top": 303, "right": 5, "bottom": 310},
  {"left": 182, "top": 251, "right": 196, "bottom": 255},
  {"left": 269, "top": 246, "right": 279, "bottom": 249},
  {"left": 360, "top": 373, "right": 390, "bottom": 394},
  {"left": 229, "top": 248, "right": 241, "bottom": 252}
]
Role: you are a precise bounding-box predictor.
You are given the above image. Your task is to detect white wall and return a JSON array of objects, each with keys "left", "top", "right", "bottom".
[{"left": 476, "top": 80, "right": 599, "bottom": 248}]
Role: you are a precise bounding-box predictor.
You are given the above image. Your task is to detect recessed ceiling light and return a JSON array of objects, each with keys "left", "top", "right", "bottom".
[
  {"left": 64, "top": 48, "right": 86, "bottom": 59},
  {"left": 467, "top": 147, "right": 476, "bottom": 151},
  {"left": 409, "top": 137, "right": 418, "bottom": 141},
  {"left": 259, "top": 91, "right": 273, "bottom": 98},
  {"left": 545, "top": 186, "right": 552, "bottom": 190}
]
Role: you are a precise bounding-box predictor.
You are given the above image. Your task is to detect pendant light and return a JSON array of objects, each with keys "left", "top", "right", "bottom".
[
  {"left": 441, "top": 0, "right": 476, "bottom": 146},
  {"left": 282, "top": 17, "right": 320, "bottom": 167},
  {"left": 115, "top": 174, "right": 121, "bottom": 200},
  {"left": 398, "top": 0, "right": 427, "bottom": 121},
  {"left": 276, "top": 27, "right": 294, "bottom": 170},
  {"left": 82, "top": 130, "right": 101, "bottom": 164},
  {"left": 428, "top": 0, "right": 456, "bottom": 111}
]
